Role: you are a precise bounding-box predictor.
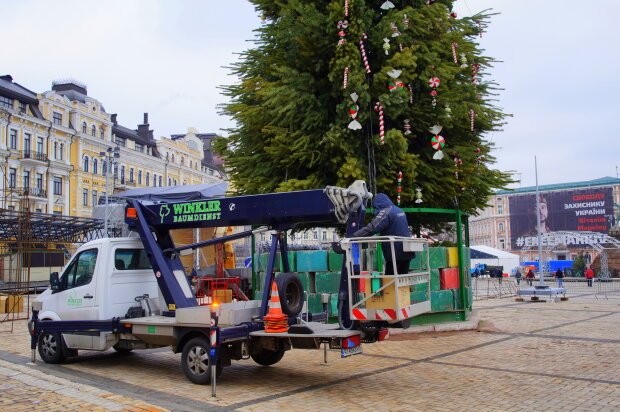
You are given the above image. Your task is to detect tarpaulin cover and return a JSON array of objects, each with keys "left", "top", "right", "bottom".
[{"left": 111, "top": 182, "right": 228, "bottom": 204}]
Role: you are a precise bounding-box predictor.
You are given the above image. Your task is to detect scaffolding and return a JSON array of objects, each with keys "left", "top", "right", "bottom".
[{"left": 0, "top": 188, "right": 107, "bottom": 332}]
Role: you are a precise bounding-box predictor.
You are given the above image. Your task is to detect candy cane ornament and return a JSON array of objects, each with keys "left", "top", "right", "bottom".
[
  {"left": 343, "top": 67, "right": 349, "bottom": 89},
  {"left": 396, "top": 171, "right": 403, "bottom": 206},
  {"left": 374, "top": 102, "right": 385, "bottom": 145},
  {"left": 344, "top": 0, "right": 349, "bottom": 17},
  {"left": 360, "top": 35, "right": 371, "bottom": 74},
  {"left": 470, "top": 109, "right": 476, "bottom": 132},
  {"left": 451, "top": 42, "right": 458, "bottom": 64}
]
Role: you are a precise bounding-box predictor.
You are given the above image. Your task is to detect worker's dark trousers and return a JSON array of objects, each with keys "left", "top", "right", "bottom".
[{"left": 385, "top": 260, "right": 411, "bottom": 275}]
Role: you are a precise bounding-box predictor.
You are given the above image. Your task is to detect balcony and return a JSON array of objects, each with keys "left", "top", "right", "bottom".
[
  {"left": 20, "top": 150, "right": 48, "bottom": 163},
  {"left": 10, "top": 187, "right": 47, "bottom": 199}
]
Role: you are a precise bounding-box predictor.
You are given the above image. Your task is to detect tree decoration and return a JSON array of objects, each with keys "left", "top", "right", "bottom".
[
  {"left": 445, "top": 104, "right": 452, "bottom": 118},
  {"left": 343, "top": 66, "right": 349, "bottom": 89},
  {"left": 337, "top": 20, "right": 348, "bottom": 46},
  {"left": 408, "top": 84, "right": 414, "bottom": 104},
  {"left": 403, "top": 119, "right": 412, "bottom": 135},
  {"left": 403, "top": 14, "right": 409, "bottom": 27},
  {"left": 454, "top": 156, "right": 463, "bottom": 179},
  {"left": 387, "top": 69, "right": 404, "bottom": 92},
  {"left": 396, "top": 171, "right": 403, "bottom": 205},
  {"left": 475, "top": 147, "right": 483, "bottom": 167},
  {"left": 380, "top": 1, "right": 395, "bottom": 10},
  {"left": 471, "top": 63, "right": 480, "bottom": 85},
  {"left": 415, "top": 187, "right": 423, "bottom": 204},
  {"left": 450, "top": 12, "right": 458, "bottom": 19},
  {"left": 359, "top": 34, "right": 371, "bottom": 74},
  {"left": 374, "top": 102, "right": 385, "bottom": 145},
  {"left": 383, "top": 38, "right": 391, "bottom": 55},
  {"left": 428, "top": 76, "right": 441, "bottom": 107},
  {"left": 451, "top": 42, "right": 459, "bottom": 64},
  {"left": 348, "top": 93, "right": 362, "bottom": 130},
  {"left": 429, "top": 125, "right": 445, "bottom": 160},
  {"left": 460, "top": 53, "right": 468, "bottom": 69},
  {"left": 344, "top": 0, "right": 349, "bottom": 17},
  {"left": 470, "top": 109, "right": 476, "bottom": 132},
  {"left": 391, "top": 22, "right": 401, "bottom": 37}
]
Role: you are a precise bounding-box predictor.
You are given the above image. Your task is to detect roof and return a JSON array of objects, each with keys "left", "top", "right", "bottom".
[
  {"left": 470, "top": 245, "right": 520, "bottom": 259},
  {"left": 0, "top": 75, "right": 38, "bottom": 104},
  {"left": 497, "top": 177, "right": 620, "bottom": 195},
  {"left": 113, "top": 124, "right": 157, "bottom": 148}
]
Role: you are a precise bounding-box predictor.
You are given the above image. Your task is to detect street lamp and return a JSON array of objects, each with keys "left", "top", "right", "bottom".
[{"left": 100, "top": 146, "right": 120, "bottom": 236}]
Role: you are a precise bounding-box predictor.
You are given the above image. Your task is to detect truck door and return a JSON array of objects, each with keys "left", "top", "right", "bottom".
[{"left": 56, "top": 248, "right": 99, "bottom": 349}]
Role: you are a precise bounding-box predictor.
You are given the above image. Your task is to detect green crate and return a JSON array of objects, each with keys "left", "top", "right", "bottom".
[
  {"left": 328, "top": 251, "right": 344, "bottom": 271},
  {"left": 306, "top": 293, "right": 324, "bottom": 314},
  {"left": 412, "top": 282, "right": 429, "bottom": 292},
  {"left": 278, "top": 251, "right": 297, "bottom": 272},
  {"left": 286, "top": 272, "right": 311, "bottom": 293},
  {"left": 410, "top": 290, "right": 428, "bottom": 303},
  {"left": 315, "top": 272, "right": 341, "bottom": 294},
  {"left": 430, "top": 268, "right": 441, "bottom": 291},
  {"left": 431, "top": 290, "right": 454, "bottom": 312},
  {"left": 429, "top": 247, "right": 448, "bottom": 269},
  {"left": 409, "top": 248, "right": 428, "bottom": 271},
  {"left": 452, "top": 289, "right": 464, "bottom": 310},
  {"left": 297, "top": 251, "right": 328, "bottom": 272},
  {"left": 461, "top": 246, "right": 471, "bottom": 267}
]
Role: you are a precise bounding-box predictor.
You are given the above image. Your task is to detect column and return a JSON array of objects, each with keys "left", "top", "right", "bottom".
[
  {"left": 63, "top": 176, "right": 70, "bottom": 215},
  {"left": 47, "top": 173, "right": 54, "bottom": 213}
]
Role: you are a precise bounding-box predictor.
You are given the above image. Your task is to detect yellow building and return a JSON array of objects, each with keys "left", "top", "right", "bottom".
[{"left": 1, "top": 76, "right": 225, "bottom": 218}]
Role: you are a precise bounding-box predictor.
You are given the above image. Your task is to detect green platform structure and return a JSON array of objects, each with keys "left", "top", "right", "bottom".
[{"left": 251, "top": 207, "right": 472, "bottom": 326}]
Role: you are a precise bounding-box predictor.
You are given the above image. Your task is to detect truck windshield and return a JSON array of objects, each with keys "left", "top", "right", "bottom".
[{"left": 114, "top": 249, "right": 152, "bottom": 270}]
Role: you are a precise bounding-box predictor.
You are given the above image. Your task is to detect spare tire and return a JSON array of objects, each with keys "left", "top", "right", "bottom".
[{"left": 275, "top": 272, "right": 304, "bottom": 317}]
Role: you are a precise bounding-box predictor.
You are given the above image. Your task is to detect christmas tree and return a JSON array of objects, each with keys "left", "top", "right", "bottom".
[{"left": 218, "top": 0, "right": 511, "bottom": 213}]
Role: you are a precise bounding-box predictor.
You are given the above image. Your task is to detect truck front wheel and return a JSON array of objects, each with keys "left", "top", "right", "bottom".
[
  {"left": 181, "top": 337, "right": 222, "bottom": 385},
  {"left": 38, "top": 332, "right": 66, "bottom": 364}
]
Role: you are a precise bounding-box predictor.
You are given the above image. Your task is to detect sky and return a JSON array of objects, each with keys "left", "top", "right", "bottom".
[{"left": 2, "top": 0, "right": 619, "bottom": 189}]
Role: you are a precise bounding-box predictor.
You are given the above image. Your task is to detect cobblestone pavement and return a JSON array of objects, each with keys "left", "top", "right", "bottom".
[{"left": 1, "top": 290, "right": 619, "bottom": 411}]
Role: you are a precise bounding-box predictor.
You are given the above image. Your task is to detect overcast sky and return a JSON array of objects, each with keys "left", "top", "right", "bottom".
[{"left": 2, "top": 0, "right": 619, "bottom": 189}]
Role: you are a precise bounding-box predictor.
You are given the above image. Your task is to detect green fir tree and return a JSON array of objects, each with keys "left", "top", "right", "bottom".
[{"left": 217, "top": 0, "right": 511, "bottom": 214}]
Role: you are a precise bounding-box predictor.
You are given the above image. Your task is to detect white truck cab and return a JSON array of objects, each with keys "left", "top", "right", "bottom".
[{"left": 35, "top": 237, "right": 163, "bottom": 351}]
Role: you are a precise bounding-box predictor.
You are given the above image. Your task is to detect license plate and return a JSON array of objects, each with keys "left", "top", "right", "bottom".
[{"left": 341, "top": 345, "right": 362, "bottom": 358}]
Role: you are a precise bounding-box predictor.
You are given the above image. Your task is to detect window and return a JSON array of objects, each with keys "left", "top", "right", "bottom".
[
  {"left": 91, "top": 125, "right": 96, "bottom": 137},
  {"left": 189, "top": 160, "right": 192, "bottom": 168},
  {"left": 59, "top": 143, "right": 64, "bottom": 160},
  {"left": 23, "top": 171, "right": 30, "bottom": 188},
  {"left": 24, "top": 133, "right": 31, "bottom": 154},
  {"left": 9, "top": 130, "right": 17, "bottom": 149},
  {"left": 9, "top": 168, "right": 16, "bottom": 188},
  {"left": 19, "top": 102, "right": 27, "bottom": 113},
  {"left": 146, "top": 172, "right": 150, "bottom": 186},
  {"left": 102, "top": 160, "right": 107, "bottom": 175},
  {"left": 83, "top": 189, "right": 88, "bottom": 206},
  {"left": 135, "top": 143, "right": 144, "bottom": 152},
  {"left": 138, "top": 170, "right": 142, "bottom": 185},
  {"left": 171, "top": 154, "right": 175, "bottom": 163},
  {"left": 313, "top": 231, "right": 318, "bottom": 240},
  {"left": 0, "top": 96, "right": 13, "bottom": 109},
  {"left": 498, "top": 222, "right": 504, "bottom": 232},
  {"left": 82, "top": 122, "right": 87, "bottom": 133},
  {"left": 129, "top": 168, "right": 134, "bottom": 182},
  {"left": 100, "top": 127, "right": 105, "bottom": 139},
  {"left": 59, "top": 249, "right": 98, "bottom": 290},
  {"left": 181, "top": 157, "right": 184, "bottom": 166},
  {"left": 497, "top": 204, "right": 504, "bottom": 215},
  {"left": 322, "top": 231, "right": 327, "bottom": 241},
  {"left": 120, "top": 165, "right": 125, "bottom": 183},
  {"left": 499, "top": 238, "right": 506, "bottom": 249},
  {"left": 114, "top": 249, "right": 152, "bottom": 271},
  {"left": 92, "top": 190, "right": 97, "bottom": 207},
  {"left": 37, "top": 137, "right": 44, "bottom": 154},
  {"left": 168, "top": 177, "right": 171, "bottom": 186},
  {"left": 159, "top": 176, "right": 162, "bottom": 187},
  {"left": 53, "top": 177, "right": 62, "bottom": 195},
  {"left": 93, "top": 158, "right": 98, "bottom": 174},
  {"left": 53, "top": 112, "right": 62, "bottom": 125},
  {"left": 36, "top": 173, "right": 43, "bottom": 190},
  {"left": 53, "top": 142, "right": 57, "bottom": 159},
  {"left": 209, "top": 169, "right": 214, "bottom": 176},
  {"left": 303, "top": 232, "right": 308, "bottom": 240},
  {"left": 83, "top": 156, "right": 89, "bottom": 172},
  {"left": 115, "top": 136, "right": 126, "bottom": 147},
  {"left": 173, "top": 179, "right": 177, "bottom": 186}
]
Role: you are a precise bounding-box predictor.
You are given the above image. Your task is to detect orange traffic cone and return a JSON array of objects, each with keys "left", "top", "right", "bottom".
[{"left": 264, "top": 280, "right": 289, "bottom": 333}]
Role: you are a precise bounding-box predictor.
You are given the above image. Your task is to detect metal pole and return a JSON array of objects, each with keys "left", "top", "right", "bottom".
[
  {"left": 104, "top": 152, "right": 109, "bottom": 237},
  {"left": 535, "top": 156, "right": 544, "bottom": 286}
]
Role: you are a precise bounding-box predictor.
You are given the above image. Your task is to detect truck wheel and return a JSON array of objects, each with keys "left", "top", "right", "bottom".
[
  {"left": 275, "top": 273, "right": 304, "bottom": 317},
  {"left": 251, "top": 346, "right": 285, "bottom": 366},
  {"left": 113, "top": 344, "right": 133, "bottom": 354},
  {"left": 38, "top": 332, "right": 66, "bottom": 364},
  {"left": 181, "top": 337, "right": 222, "bottom": 385}
]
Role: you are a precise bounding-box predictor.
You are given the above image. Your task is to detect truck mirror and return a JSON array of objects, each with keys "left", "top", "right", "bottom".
[{"left": 50, "top": 272, "right": 60, "bottom": 292}]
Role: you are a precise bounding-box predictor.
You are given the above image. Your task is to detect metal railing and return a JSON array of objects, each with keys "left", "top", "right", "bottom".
[
  {"left": 17, "top": 187, "right": 47, "bottom": 198},
  {"left": 20, "top": 150, "right": 48, "bottom": 162}
]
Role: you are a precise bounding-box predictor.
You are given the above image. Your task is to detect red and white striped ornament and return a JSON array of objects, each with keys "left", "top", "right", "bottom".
[
  {"left": 428, "top": 76, "right": 440, "bottom": 107},
  {"left": 396, "top": 171, "right": 403, "bottom": 206},
  {"left": 374, "top": 102, "right": 385, "bottom": 145},
  {"left": 454, "top": 156, "right": 463, "bottom": 179},
  {"left": 470, "top": 109, "right": 476, "bottom": 132},
  {"left": 360, "top": 34, "right": 371, "bottom": 74},
  {"left": 403, "top": 119, "right": 412, "bottom": 135},
  {"left": 471, "top": 63, "right": 480, "bottom": 85},
  {"left": 343, "top": 66, "right": 349, "bottom": 89},
  {"left": 451, "top": 42, "right": 459, "bottom": 64}
]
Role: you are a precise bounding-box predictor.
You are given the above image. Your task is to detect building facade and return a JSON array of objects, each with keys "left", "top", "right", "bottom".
[
  {"left": 0, "top": 75, "right": 224, "bottom": 218},
  {"left": 469, "top": 177, "right": 620, "bottom": 260}
]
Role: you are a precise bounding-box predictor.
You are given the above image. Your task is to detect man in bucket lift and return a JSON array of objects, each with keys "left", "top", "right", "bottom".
[{"left": 352, "top": 193, "right": 415, "bottom": 275}]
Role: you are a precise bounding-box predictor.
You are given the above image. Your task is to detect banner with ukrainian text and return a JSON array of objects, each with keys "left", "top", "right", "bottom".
[{"left": 509, "top": 187, "right": 615, "bottom": 249}]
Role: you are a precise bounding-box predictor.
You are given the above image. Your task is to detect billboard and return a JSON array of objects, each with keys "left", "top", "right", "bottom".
[{"left": 509, "top": 187, "right": 615, "bottom": 249}]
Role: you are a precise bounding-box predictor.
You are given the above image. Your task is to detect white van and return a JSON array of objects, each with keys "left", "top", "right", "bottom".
[{"left": 34, "top": 237, "right": 164, "bottom": 354}]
